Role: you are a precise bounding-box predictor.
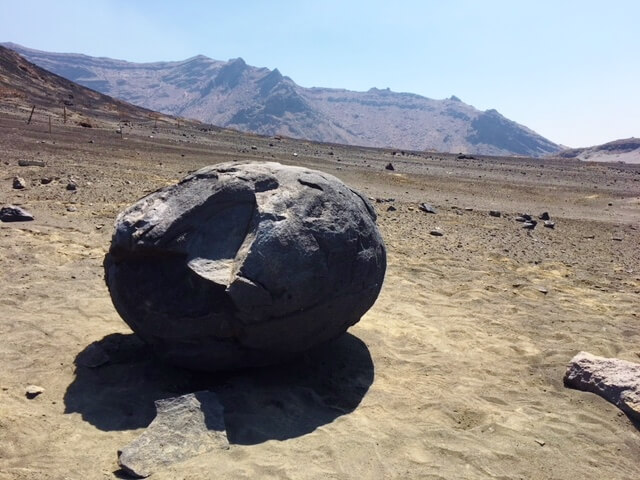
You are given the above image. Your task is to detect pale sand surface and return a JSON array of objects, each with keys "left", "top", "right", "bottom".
[{"left": 1, "top": 113, "right": 639, "bottom": 479}]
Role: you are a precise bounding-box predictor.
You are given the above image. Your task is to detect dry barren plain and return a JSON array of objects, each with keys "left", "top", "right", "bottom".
[{"left": 1, "top": 110, "right": 639, "bottom": 480}]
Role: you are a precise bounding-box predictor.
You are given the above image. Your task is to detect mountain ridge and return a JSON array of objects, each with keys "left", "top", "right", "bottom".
[
  {"left": 3, "top": 42, "right": 560, "bottom": 157},
  {"left": 0, "top": 44, "right": 177, "bottom": 126},
  {"left": 553, "top": 137, "right": 640, "bottom": 164}
]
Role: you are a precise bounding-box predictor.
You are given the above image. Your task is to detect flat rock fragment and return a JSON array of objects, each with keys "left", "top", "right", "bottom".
[
  {"left": 564, "top": 351, "right": 640, "bottom": 421},
  {"left": 118, "top": 391, "right": 228, "bottom": 478}
]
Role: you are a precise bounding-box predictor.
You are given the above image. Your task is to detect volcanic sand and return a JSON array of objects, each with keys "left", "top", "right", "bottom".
[{"left": 1, "top": 112, "right": 639, "bottom": 479}]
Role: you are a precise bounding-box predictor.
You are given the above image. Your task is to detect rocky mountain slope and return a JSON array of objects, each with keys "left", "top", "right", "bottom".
[
  {"left": 4, "top": 42, "right": 560, "bottom": 156},
  {"left": 0, "top": 45, "right": 177, "bottom": 127},
  {"left": 554, "top": 137, "right": 640, "bottom": 164}
]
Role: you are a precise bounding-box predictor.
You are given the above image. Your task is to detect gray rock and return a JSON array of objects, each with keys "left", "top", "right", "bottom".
[
  {"left": 429, "top": 229, "right": 443, "bottom": 236},
  {"left": 66, "top": 181, "right": 77, "bottom": 191},
  {"left": 385, "top": 162, "right": 394, "bottom": 171},
  {"left": 564, "top": 351, "right": 640, "bottom": 421},
  {"left": 0, "top": 205, "right": 34, "bottom": 222},
  {"left": 489, "top": 210, "right": 501, "bottom": 217},
  {"left": 515, "top": 214, "right": 532, "bottom": 222},
  {"left": 18, "top": 160, "right": 45, "bottom": 167},
  {"left": 544, "top": 220, "right": 555, "bottom": 229},
  {"left": 539, "top": 212, "right": 550, "bottom": 220},
  {"left": 104, "top": 162, "right": 386, "bottom": 372},
  {"left": 118, "top": 391, "right": 229, "bottom": 478},
  {"left": 419, "top": 203, "right": 437, "bottom": 214},
  {"left": 12, "top": 176, "right": 26, "bottom": 189},
  {"left": 522, "top": 221, "right": 537, "bottom": 230}
]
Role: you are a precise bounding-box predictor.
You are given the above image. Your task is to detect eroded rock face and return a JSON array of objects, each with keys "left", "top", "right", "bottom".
[{"left": 104, "top": 162, "right": 386, "bottom": 371}]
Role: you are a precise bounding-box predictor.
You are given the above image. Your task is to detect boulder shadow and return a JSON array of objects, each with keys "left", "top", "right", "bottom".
[{"left": 64, "top": 332, "right": 374, "bottom": 443}]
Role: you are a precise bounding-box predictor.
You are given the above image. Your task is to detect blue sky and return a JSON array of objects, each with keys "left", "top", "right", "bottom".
[{"left": 2, "top": 0, "right": 638, "bottom": 147}]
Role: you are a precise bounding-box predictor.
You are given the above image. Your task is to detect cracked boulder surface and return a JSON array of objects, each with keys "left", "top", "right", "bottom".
[{"left": 104, "top": 161, "right": 386, "bottom": 371}]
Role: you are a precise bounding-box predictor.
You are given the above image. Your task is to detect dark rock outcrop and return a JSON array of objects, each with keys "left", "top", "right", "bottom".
[{"left": 104, "top": 162, "right": 386, "bottom": 372}]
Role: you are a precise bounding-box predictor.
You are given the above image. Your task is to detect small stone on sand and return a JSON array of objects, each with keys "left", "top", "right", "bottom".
[{"left": 25, "top": 385, "right": 44, "bottom": 399}]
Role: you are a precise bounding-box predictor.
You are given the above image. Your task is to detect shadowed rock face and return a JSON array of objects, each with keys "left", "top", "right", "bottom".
[{"left": 104, "top": 162, "right": 386, "bottom": 372}]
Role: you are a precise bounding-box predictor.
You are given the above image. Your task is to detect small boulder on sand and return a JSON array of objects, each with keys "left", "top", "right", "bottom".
[
  {"left": 0, "top": 205, "right": 34, "bottom": 222},
  {"left": 564, "top": 351, "right": 640, "bottom": 421}
]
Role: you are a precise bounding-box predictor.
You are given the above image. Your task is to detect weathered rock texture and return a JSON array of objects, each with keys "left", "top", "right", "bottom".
[
  {"left": 118, "top": 391, "right": 228, "bottom": 478},
  {"left": 564, "top": 351, "right": 640, "bottom": 421},
  {"left": 104, "top": 161, "right": 386, "bottom": 371}
]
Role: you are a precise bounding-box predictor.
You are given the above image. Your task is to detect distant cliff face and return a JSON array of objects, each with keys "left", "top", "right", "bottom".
[{"left": 4, "top": 43, "right": 560, "bottom": 156}]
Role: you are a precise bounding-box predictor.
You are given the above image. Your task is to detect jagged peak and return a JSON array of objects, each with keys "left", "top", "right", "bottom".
[{"left": 227, "top": 57, "right": 246, "bottom": 67}]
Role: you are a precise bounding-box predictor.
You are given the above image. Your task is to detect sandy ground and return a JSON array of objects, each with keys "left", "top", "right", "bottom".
[{"left": 1, "top": 112, "right": 639, "bottom": 480}]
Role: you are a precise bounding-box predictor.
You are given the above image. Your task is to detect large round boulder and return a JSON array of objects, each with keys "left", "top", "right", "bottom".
[{"left": 104, "top": 162, "right": 386, "bottom": 371}]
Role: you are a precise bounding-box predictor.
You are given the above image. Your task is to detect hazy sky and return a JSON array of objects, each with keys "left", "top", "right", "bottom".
[{"left": 2, "top": 1, "right": 638, "bottom": 147}]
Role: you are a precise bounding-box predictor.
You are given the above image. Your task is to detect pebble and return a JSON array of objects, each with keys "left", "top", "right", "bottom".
[
  {"left": 544, "top": 220, "right": 555, "bottom": 229},
  {"left": 539, "top": 212, "right": 550, "bottom": 220},
  {"left": 535, "top": 439, "right": 546, "bottom": 447},
  {"left": 40, "top": 178, "right": 53, "bottom": 185},
  {"left": 66, "top": 182, "right": 77, "bottom": 191},
  {"left": 12, "top": 176, "right": 26, "bottom": 189},
  {"left": 385, "top": 162, "right": 395, "bottom": 171},
  {"left": 386, "top": 205, "right": 397, "bottom": 212},
  {"left": 429, "top": 229, "right": 444, "bottom": 236},
  {"left": 419, "top": 203, "right": 437, "bottom": 214},
  {"left": 66, "top": 206, "right": 77, "bottom": 212},
  {"left": 489, "top": 210, "right": 501, "bottom": 217},
  {"left": 537, "top": 287, "right": 548, "bottom": 294},
  {"left": 522, "top": 221, "right": 537, "bottom": 230},
  {"left": 25, "top": 385, "right": 44, "bottom": 399}
]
